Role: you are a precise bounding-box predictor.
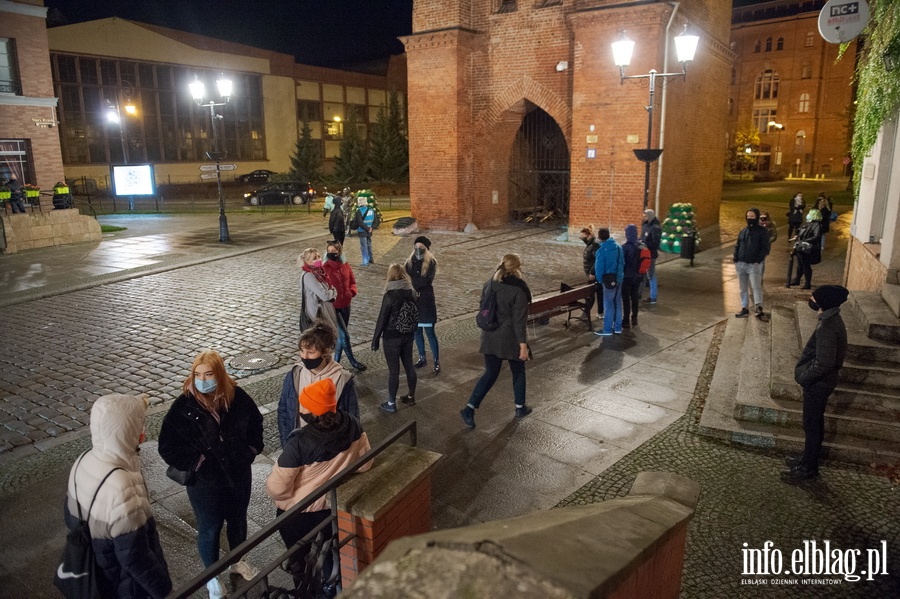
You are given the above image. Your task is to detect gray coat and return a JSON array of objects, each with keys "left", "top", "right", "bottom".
[
  {"left": 301, "top": 271, "right": 340, "bottom": 333},
  {"left": 479, "top": 276, "right": 531, "bottom": 361},
  {"left": 795, "top": 307, "right": 847, "bottom": 389}
]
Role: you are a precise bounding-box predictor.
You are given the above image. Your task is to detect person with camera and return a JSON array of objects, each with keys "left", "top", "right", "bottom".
[{"left": 788, "top": 209, "right": 823, "bottom": 290}]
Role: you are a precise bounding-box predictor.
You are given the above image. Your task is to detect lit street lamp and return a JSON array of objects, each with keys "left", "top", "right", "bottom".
[
  {"left": 190, "top": 74, "right": 233, "bottom": 243},
  {"left": 612, "top": 26, "right": 699, "bottom": 210},
  {"left": 768, "top": 120, "right": 784, "bottom": 168},
  {"left": 105, "top": 80, "right": 137, "bottom": 164}
]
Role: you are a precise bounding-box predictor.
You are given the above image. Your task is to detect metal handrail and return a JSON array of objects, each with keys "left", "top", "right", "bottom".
[{"left": 169, "top": 420, "right": 417, "bottom": 598}]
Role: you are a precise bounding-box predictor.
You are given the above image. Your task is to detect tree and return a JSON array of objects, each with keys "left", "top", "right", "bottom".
[
  {"left": 290, "top": 121, "right": 322, "bottom": 182},
  {"left": 729, "top": 125, "right": 760, "bottom": 175},
  {"left": 334, "top": 117, "right": 367, "bottom": 184},
  {"left": 367, "top": 90, "right": 409, "bottom": 183}
]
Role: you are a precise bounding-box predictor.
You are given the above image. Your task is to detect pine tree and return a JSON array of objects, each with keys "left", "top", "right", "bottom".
[
  {"left": 290, "top": 121, "right": 321, "bottom": 182},
  {"left": 367, "top": 90, "right": 408, "bottom": 183},
  {"left": 334, "top": 117, "right": 367, "bottom": 184}
]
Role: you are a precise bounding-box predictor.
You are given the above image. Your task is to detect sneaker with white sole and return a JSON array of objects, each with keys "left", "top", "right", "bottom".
[
  {"left": 206, "top": 575, "right": 226, "bottom": 599},
  {"left": 230, "top": 559, "right": 258, "bottom": 581}
]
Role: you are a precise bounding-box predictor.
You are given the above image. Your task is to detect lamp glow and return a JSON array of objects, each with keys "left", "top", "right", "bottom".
[
  {"left": 216, "top": 76, "right": 233, "bottom": 100},
  {"left": 189, "top": 77, "right": 205, "bottom": 102},
  {"left": 611, "top": 31, "right": 635, "bottom": 68},
  {"left": 674, "top": 26, "right": 699, "bottom": 64}
]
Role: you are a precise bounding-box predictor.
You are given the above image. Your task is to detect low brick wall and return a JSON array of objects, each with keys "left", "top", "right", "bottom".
[
  {"left": 845, "top": 235, "right": 887, "bottom": 292},
  {"left": 0, "top": 209, "right": 101, "bottom": 254}
]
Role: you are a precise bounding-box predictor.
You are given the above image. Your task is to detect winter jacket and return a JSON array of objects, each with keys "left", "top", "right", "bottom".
[
  {"left": 64, "top": 394, "right": 171, "bottom": 599},
  {"left": 479, "top": 275, "right": 531, "bottom": 361},
  {"left": 351, "top": 206, "right": 375, "bottom": 238},
  {"left": 795, "top": 307, "right": 847, "bottom": 389},
  {"left": 581, "top": 237, "right": 601, "bottom": 277},
  {"left": 594, "top": 237, "right": 624, "bottom": 285},
  {"left": 405, "top": 256, "right": 437, "bottom": 324},
  {"left": 6, "top": 177, "right": 24, "bottom": 200},
  {"left": 372, "top": 280, "right": 418, "bottom": 347},
  {"left": 322, "top": 258, "right": 357, "bottom": 310},
  {"left": 787, "top": 195, "right": 806, "bottom": 224},
  {"left": 301, "top": 269, "right": 341, "bottom": 333},
  {"left": 329, "top": 205, "right": 345, "bottom": 239},
  {"left": 819, "top": 206, "right": 832, "bottom": 234},
  {"left": 622, "top": 225, "right": 641, "bottom": 280},
  {"left": 733, "top": 224, "right": 771, "bottom": 264},
  {"left": 266, "top": 411, "right": 372, "bottom": 513},
  {"left": 158, "top": 387, "right": 264, "bottom": 488},
  {"left": 277, "top": 360, "right": 359, "bottom": 446},
  {"left": 794, "top": 221, "right": 823, "bottom": 265},
  {"left": 641, "top": 218, "right": 662, "bottom": 259}
]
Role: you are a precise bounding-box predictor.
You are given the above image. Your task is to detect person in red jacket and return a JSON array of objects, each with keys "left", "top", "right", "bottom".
[{"left": 322, "top": 241, "right": 366, "bottom": 372}]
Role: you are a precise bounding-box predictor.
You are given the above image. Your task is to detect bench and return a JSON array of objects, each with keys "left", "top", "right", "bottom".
[{"left": 528, "top": 282, "right": 596, "bottom": 328}]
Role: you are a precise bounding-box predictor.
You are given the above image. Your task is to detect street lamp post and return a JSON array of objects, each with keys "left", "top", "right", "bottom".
[
  {"left": 768, "top": 121, "right": 784, "bottom": 168},
  {"left": 106, "top": 81, "right": 137, "bottom": 208},
  {"left": 190, "top": 74, "right": 233, "bottom": 243},
  {"left": 612, "top": 26, "right": 699, "bottom": 210}
]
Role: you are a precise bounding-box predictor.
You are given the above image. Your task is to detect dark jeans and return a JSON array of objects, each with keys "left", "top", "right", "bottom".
[
  {"left": 186, "top": 471, "right": 252, "bottom": 567},
  {"left": 582, "top": 281, "right": 603, "bottom": 317},
  {"left": 788, "top": 221, "right": 801, "bottom": 240},
  {"left": 791, "top": 253, "right": 813, "bottom": 287},
  {"left": 9, "top": 199, "right": 26, "bottom": 213},
  {"left": 383, "top": 335, "right": 417, "bottom": 400},
  {"left": 468, "top": 353, "right": 527, "bottom": 408},
  {"left": 334, "top": 308, "right": 359, "bottom": 365},
  {"left": 276, "top": 509, "right": 333, "bottom": 590},
  {"left": 621, "top": 277, "right": 641, "bottom": 323},
  {"left": 800, "top": 383, "right": 834, "bottom": 471},
  {"left": 414, "top": 325, "right": 440, "bottom": 363}
]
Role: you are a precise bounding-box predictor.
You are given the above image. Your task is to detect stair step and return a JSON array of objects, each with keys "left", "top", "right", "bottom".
[
  {"left": 796, "top": 300, "right": 900, "bottom": 365},
  {"left": 841, "top": 359, "right": 900, "bottom": 390},
  {"left": 848, "top": 290, "right": 900, "bottom": 345},
  {"left": 771, "top": 379, "right": 900, "bottom": 419}
]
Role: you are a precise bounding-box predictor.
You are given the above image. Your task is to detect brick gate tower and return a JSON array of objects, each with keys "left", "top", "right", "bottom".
[{"left": 402, "top": 0, "right": 732, "bottom": 234}]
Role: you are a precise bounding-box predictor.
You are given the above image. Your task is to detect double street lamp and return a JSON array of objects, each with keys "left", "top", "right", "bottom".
[
  {"left": 611, "top": 26, "right": 700, "bottom": 210},
  {"left": 105, "top": 80, "right": 137, "bottom": 164},
  {"left": 189, "top": 74, "right": 233, "bottom": 243}
]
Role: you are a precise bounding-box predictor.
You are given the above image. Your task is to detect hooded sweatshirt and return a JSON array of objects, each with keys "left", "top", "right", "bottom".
[
  {"left": 277, "top": 358, "right": 358, "bottom": 446},
  {"left": 64, "top": 395, "right": 172, "bottom": 599},
  {"left": 623, "top": 224, "right": 642, "bottom": 279}
]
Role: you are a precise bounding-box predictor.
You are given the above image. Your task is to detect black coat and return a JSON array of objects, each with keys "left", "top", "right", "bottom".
[
  {"left": 158, "top": 387, "right": 264, "bottom": 488},
  {"left": 641, "top": 219, "right": 662, "bottom": 259},
  {"left": 479, "top": 275, "right": 531, "bottom": 361},
  {"left": 733, "top": 224, "right": 771, "bottom": 264},
  {"left": 795, "top": 221, "right": 822, "bottom": 265},
  {"left": 795, "top": 308, "right": 847, "bottom": 389},
  {"left": 787, "top": 196, "right": 806, "bottom": 224},
  {"left": 582, "top": 237, "right": 600, "bottom": 277},
  {"left": 406, "top": 257, "right": 437, "bottom": 324},
  {"left": 329, "top": 205, "right": 345, "bottom": 238},
  {"left": 371, "top": 286, "right": 418, "bottom": 348}
]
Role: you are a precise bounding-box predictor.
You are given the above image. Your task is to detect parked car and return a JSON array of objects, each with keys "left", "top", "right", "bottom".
[
  {"left": 244, "top": 181, "right": 316, "bottom": 206},
  {"left": 237, "top": 169, "right": 276, "bottom": 184}
]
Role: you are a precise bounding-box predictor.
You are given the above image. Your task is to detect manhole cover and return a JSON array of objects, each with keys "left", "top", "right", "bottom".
[{"left": 229, "top": 351, "right": 279, "bottom": 373}]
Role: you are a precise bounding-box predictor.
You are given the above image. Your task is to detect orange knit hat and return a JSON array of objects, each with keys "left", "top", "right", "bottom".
[{"left": 299, "top": 378, "right": 337, "bottom": 416}]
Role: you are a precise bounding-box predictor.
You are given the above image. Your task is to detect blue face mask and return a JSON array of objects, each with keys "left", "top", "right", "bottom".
[{"left": 194, "top": 377, "right": 216, "bottom": 394}]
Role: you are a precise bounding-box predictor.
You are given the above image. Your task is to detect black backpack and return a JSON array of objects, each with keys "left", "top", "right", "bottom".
[
  {"left": 54, "top": 454, "right": 121, "bottom": 599},
  {"left": 476, "top": 280, "right": 501, "bottom": 331},
  {"left": 390, "top": 296, "right": 418, "bottom": 334}
]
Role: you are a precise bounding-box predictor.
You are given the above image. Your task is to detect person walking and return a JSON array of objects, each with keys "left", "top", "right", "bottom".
[
  {"left": 782, "top": 285, "right": 848, "bottom": 483},
  {"left": 351, "top": 196, "right": 376, "bottom": 266},
  {"left": 788, "top": 208, "right": 823, "bottom": 289},
  {"left": 578, "top": 225, "right": 603, "bottom": 323},
  {"left": 641, "top": 209, "right": 662, "bottom": 304},
  {"left": 460, "top": 253, "right": 532, "bottom": 429},
  {"left": 405, "top": 236, "right": 441, "bottom": 373},
  {"left": 62, "top": 394, "right": 172, "bottom": 599},
  {"left": 158, "top": 350, "right": 264, "bottom": 599},
  {"left": 322, "top": 241, "right": 367, "bottom": 372},
  {"left": 733, "top": 208, "right": 770, "bottom": 319},
  {"left": 328, "top": 197, "right": 346, "bottom": 245},
  {"left": 621, "top": 224, "right": 642, "bottom": 329},
  {"left": 371, "top": 264, "right": 419, "bottom": 413},
  {"left": 816, "top": 193, "right": 832, "bottom": 250},
  {"left": 267, "top": 378, "right": 372, "bottom": 596},
  {"left": 5, "top": 174, "right": 26, "bottom": 213},
  {"left": 277, "top": 322, "right": 360, "bottom": 447},
  {"left": 593, "top": 228, "right": 625, "bottom": 336},
  {"left": 786, "top": 192, "right": 806, "bottom": 240}
]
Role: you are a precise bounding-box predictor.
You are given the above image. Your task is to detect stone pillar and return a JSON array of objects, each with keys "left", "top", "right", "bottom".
[{"left": 335, "top": 443, "right": 441, "bottom": 588}]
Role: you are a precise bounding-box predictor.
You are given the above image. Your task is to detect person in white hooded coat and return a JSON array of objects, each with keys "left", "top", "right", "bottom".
[{"left": 63, "top": 394, "right": 172, "bottom": 599}]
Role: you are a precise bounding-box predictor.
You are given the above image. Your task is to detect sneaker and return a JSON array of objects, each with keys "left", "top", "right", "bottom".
[
  {"left": 433, "top": 362, "right": 441, "bottom": 374},
  {"left": 414, "top": 356, "right": 427, "bottom": 368},
  {"left": 735, "top": 307, "right": 750, "bottom": 318},
  {"left": 379, "top": 401, "right": 397, "bottom": 413},
  {"left": 783, "top": 454, "right": 803, "bottom": 468},
  {"left": 631, "top": 319, "right": 638, "bottom": 326},
  {"left": 351, "top": 362, "right": 367, "bottom": 372},
  {"left": 780, "top": 465, "right": 819, "bottom": 483},
  {"left": 755, "top": 305, "right": 764, "bottom": 316},
  {"left": 614, "top": 329, "right": 623, "bottom": 334},
  {"left": 643, "top": 297, "right": 657, "bottom": 304},
  {"left": 460, "top": 408, "right": 476, "bottom": 429},
  {"left": 230, "top": 559, "right": 258, "bottom": 581},
  {"left": 594, "top": 330, "right": 613, "bottom": 337},
  {"left": 621, "top": 321, "right": 631, "bottom": 329},
  {"left": 514, "top": 405, "right": 532, "bottom": 419},
  {"left": 400, "top": 394, "right": 416, "bottom": 406},
  {"left": 207, "top": 575, "right": 226, "bottom": 599}
]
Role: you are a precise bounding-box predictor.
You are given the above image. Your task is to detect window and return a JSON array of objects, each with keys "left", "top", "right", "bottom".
[
  {"left": 753, "top": 40, "right": 761, "bottom": 53},
  {"left": 765, "top": 37, "right": 772, "bottom": 52},
  {"left": 754, "top": 70, "right": 779, "bottom": 100},
  {"left": 0, "top": 139, "right": 32, "bottom": 182},
  {"left": 753, "top": 108, "right": 777, "bottom": 134},
  {"left": 776, "top": 37, "right": 784, "bottom": 51},
  {"left": 0, "top": 38, "right": 20, "bottom": 94},
  {"left": 798, "top": 93, "right": 810, "bottom": 113},
  {"left": 297, "top": 100, "right": 321, "bottom": 123},
  {"left": 805, "top": 32, "right": 814, "bottom": 47},
  {"left": 801, "top": 62, "right": 812, "bottom": 79},
  {"left": 496, "top": 0, "right": 516, "bottom": 13}
]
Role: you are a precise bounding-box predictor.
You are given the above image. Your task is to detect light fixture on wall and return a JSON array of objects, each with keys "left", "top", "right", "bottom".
[{"left": 556, "top": 61, "right": 568, "bottom": 72}]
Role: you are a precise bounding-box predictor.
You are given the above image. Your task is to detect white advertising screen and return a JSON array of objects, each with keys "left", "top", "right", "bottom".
[{"left": 112, "top": 164, "right": 155, "bottom": 196}]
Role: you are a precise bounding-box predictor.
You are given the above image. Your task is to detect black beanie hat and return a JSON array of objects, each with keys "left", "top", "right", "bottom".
[
  {"left": 812, "top": 285, "right": 849, "bottom": 310},
  {"left": 414, "top": 236, "right": 431, "bottom": 249}
]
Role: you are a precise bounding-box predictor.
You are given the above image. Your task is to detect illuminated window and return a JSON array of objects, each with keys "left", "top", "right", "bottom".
[{"left": 798, "top": 93, "right": 810, "bottom": 113}]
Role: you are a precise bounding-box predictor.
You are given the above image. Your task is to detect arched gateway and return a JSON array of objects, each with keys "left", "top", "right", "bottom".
[{"left": 508, "top": 105, "right": 570, "bottom": 225}]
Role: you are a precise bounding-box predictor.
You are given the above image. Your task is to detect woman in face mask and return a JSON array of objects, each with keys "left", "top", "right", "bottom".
[
  {"left": 277, "top": 321, "right": 360, "bottom": 447},
  {"left": 158, "top": 350, "right": 264, "bottom": 599},
  {"left": 298, "top": 247, "right": 343, "bottom": 342},
  {"left": 321, "top": 241, "right": 367, "bottom": 372},
  {"left": 404, "top": 236, "right": 441, "bottom": 373},
  {"left": 788, "top": 209, "right": 823, "bottom": 289}
]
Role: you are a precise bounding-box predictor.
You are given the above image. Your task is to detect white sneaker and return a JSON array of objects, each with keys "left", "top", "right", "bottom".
[
  {"left": 229, "top": 559, "right": 259, "bottom": 581},
  {"left": 206, "top": 575, "right": 226, "bottom": 599}
]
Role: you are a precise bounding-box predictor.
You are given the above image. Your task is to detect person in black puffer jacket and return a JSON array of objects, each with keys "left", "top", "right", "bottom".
[
  {"left": 788, "top": 209, "right": 823, "bottom": 289},
  {"left": 371, "top": 264, "right": 418, "bottom": 413},
  {"left": 578, "top": 225, "right": 603, "bottom": 323},
  {"left": 158, "top": 350, "right": 264, "bottom": 599},
  {"left": 460, "top": 253, "right": 532, "bottom": 429},
  {"left": 733, "top": 207, "right": 771, "bottom": 318},
  {"left": 405, "top": 236, "right": 441, "bottom": 373},
  {"left": 63, "top": 394, "right": 172, "bottom": 599}
]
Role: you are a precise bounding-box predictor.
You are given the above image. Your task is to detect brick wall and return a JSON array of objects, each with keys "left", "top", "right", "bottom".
[{"left": 405, "top": 0, "right": 731, "bottom": 232}]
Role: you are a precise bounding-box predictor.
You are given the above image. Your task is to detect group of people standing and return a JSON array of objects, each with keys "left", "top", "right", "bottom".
[{"left": 786, "top": 191, "right": 834, "bottom": 289}]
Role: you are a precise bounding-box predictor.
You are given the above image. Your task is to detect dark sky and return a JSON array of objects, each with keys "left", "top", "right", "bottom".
[{"left": 44, "top": 0, "right": 414, "bottom": 69}]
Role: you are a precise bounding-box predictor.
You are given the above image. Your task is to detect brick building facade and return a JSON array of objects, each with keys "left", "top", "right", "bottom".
[
  {"left": 729, "top": 0, "right": 856, "bottom": 177},
  {"left": 402, "top": 0, "right": 733, "bottom": 233}
]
